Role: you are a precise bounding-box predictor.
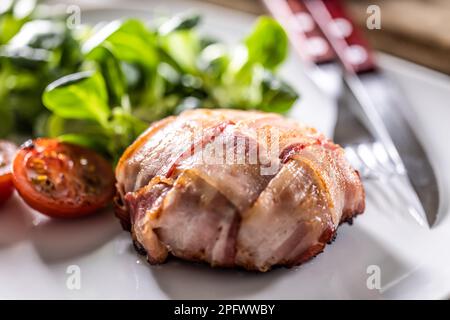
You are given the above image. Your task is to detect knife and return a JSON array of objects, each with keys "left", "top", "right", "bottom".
[
  {"left": 299, "top": 0, "right": 441, "bottom": 226},
  {"left": 263, "top": 0, "right": 441, "bottom": 227},
  {"left": 263, "top": 0, "right": 377, "bottom": 157}
]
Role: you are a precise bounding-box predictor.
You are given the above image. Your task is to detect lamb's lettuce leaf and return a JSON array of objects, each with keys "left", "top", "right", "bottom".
[{"left": 1, "top": 7, "right": 298, "bottom": 162}]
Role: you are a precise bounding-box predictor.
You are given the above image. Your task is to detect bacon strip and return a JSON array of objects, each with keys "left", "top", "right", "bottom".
[{"left": 115, "top": 109, "right": 365, "bottom": 272}]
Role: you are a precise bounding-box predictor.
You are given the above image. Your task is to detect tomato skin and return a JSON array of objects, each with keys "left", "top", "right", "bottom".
[
  {"left": 12, "top": 138, "right": 115, "bottom": 218},
  {"left": 0, "top": 140, "right": 17, "bottom": 206},
  {"left": 0, "top": 173, "right": 14, "bottom": 205}
]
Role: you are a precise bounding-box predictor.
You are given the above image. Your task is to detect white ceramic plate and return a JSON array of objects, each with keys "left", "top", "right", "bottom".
[{"left": 1, "top": 0, "right": 450, "bottom": 299}]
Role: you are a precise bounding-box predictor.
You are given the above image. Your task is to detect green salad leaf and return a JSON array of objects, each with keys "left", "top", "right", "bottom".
[
  {"left": 1, "top": 4, "right": 299, "bottom": 162},
  {"left": 0, "top": 2, "right": 83, "bottom": 138},
  {"left": 43, "top": 70, "right": 148, "bottom": 161},
  {"left": 158, "top": 13, "right": 201, "bottom": 36},
  {"left": 0, "top": 0, "right": 37, "bottom": 45},
  {"left": 245, "top": 16, "right": 288, "bottom": 70},
  {"left": 199, "top": 17, "right": 295, "bottom": 111},
  {"left": 83, "top": 19, "right": 158, "bottom": 69},
  {"left": 43, "top": 71, "right": 110, "bottom": 125},
  {"left": 83, "top": 46, "right": 128, "bottom": 108},
  {"left": 260, "top": 72, "right": 299, "bottom": 113}
]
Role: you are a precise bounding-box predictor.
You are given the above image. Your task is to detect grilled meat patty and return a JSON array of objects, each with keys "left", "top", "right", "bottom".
[{"left": 115, "top": 109, "right": 365, "bottom": 272}]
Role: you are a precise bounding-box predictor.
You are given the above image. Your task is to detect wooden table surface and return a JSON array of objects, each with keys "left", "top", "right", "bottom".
[{"left": 203, "top": 0, "right": 450, "bottom": 75}]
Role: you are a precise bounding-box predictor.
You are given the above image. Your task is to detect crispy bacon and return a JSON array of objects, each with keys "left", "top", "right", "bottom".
[{"left": 115, "top": 109, "right": 365, "bottom": 272}]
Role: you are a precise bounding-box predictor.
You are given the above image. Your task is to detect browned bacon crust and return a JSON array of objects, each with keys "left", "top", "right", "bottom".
[{"left": 115, "top": 109, "right": 365, "bottom": 272}]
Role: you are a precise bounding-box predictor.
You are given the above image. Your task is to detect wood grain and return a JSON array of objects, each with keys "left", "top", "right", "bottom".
[{"left": 344, "top": 0, "right": 450, "bottom": 74}]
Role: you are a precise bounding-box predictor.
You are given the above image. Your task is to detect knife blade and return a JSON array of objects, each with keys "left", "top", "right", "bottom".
[{"left": 302, "top": 0, "right": 441, "bottom": 226}]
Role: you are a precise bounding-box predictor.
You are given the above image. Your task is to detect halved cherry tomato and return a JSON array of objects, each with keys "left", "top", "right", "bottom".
[
  {"left": 12, "top": 138, "right": 115, "bottom": 218},
  {"left": 0, "top": 140, "right": 18, "bottom": 205}
]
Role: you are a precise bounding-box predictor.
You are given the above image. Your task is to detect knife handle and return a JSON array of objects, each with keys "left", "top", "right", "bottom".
[
  {"left": 263, "top": 0, "right": 336, "bottom": 64},
  {"left": 302, "top": 0, "right": 377, "bottom": 74}
]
